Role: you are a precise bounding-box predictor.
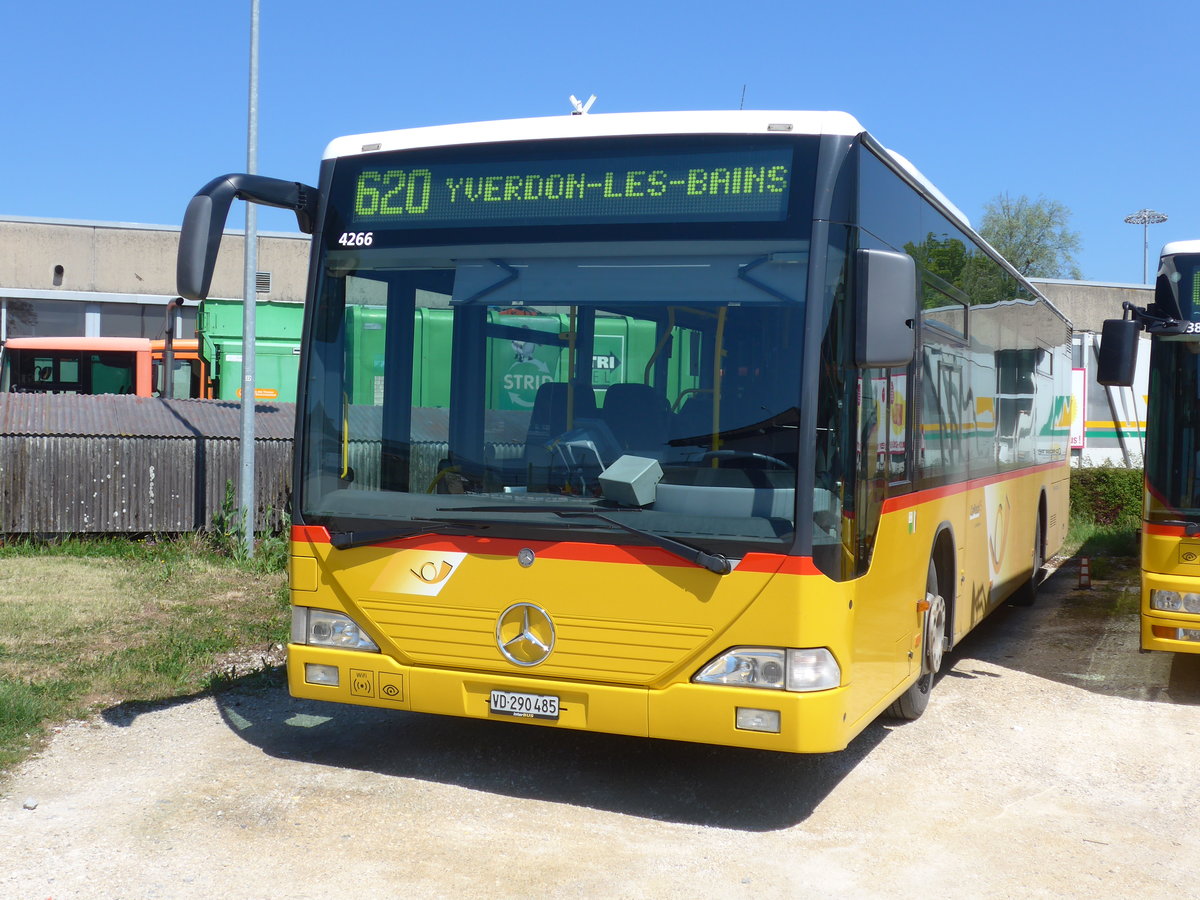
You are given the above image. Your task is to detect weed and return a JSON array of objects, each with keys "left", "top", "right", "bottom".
[{"left": 208, "top": 479, "right": 246, "bottom": 560}]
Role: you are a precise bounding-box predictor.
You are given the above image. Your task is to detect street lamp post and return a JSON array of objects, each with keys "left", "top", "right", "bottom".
[
  {"left": 1124, "top": 208, "right": 1168, "bottom": 284},
  {"left": 240, "top": 0, "right": 260, "bottom": 558}
]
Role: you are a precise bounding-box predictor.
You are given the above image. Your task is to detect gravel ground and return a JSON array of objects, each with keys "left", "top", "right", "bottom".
[{"left": 2, "top": 560, "right": 1199, "bottom": 899}]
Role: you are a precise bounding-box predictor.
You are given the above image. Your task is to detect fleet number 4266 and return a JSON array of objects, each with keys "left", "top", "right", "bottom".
[{"left": 338, "top": 232, "right": 374, "bottom": 247}]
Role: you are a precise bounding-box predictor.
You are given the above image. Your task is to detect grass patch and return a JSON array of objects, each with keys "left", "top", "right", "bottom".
[
  {"left": 1060, "top": 463, "right": 1141, "bottom": 579},
  {"left": 1062, "top": 463, "right": 1141, "bottom": 577},
  {"left": 1063, "top": 518, "right": 1140, "bottom": 558},
  {"left": 1061, "top": 519, "right": 1139, "bottom": 579},
  {"left": 0, "top": 535, "right": 287, "bottom": 774}
]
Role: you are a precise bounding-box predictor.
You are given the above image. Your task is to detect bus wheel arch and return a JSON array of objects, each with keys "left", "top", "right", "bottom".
[
  {"left": 930, "top": 525, "right": 957, "bottom": 647},
  {"left": 885, "top": 526, "right": 955, "bottom": 721}
]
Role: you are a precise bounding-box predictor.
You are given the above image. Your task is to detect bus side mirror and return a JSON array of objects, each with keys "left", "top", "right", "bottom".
[
  {"left": 855, "top": 249, "right": 917, "bottom": 368},
  {"left": 1096, "top": 317, "right": 1139, "bottom": 387},
  {"left": 177, "top": 173, "right": 320, "bottom": 301}
]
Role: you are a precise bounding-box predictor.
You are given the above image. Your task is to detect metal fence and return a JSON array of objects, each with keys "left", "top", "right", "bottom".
[{"left": 0, "top": 394, "right": 294, "bottom": 534}]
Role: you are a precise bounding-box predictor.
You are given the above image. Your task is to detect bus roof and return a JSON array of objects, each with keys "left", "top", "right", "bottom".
[
  {"left": 1162, "top": 240, "right": 1200, "bottom": 257},
  {"left": 3, "top": 336, "right": 152, "bottom": 352},
  {"left": 323, "top": 109, "right": 971, "bottom": 229},
  {"left": 323, "top": 110, "right": 866, "bottom": 160}
]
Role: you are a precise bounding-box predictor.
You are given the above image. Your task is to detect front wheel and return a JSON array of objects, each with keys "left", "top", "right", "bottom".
[{"left": 885, "top": 559, "right": 946, "bottom": 721}]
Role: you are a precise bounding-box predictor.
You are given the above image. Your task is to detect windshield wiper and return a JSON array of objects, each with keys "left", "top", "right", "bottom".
[
  {"left": 448, "top": 505, "right": 733, "bottom": 575},
  {"left": 329, "top": 518, "right": 477, "bottom": 550}
]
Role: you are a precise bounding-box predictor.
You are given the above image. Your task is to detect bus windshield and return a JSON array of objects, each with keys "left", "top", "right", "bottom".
[
  {"left": 297, "top": 134, "right": 820, "bottom": 555},
  {"left": 299, "top": 247, "right": 808, "bottom": 554},
  {"left": 1146, "top": 252, "right": 1200, "bottom": 519}
]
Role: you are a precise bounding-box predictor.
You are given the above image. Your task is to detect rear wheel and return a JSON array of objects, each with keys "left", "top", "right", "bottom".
[
  {"left": 886, "top": 559, "right": 946, "bottom": 721},
  {"left": 1010, "top": 513, "right": 1043, "bottom": 607}
]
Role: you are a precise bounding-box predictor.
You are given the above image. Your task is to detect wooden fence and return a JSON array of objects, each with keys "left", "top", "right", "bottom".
[{"left": 0, "top": 394, "right": 294, "bottom": 534}]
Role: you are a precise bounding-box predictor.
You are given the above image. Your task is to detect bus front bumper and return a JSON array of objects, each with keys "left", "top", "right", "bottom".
[
  {"left": 287, "top": 644, "right": 854, "bottom": 754},
  {"left": 1142, "top": 573, "right": 1200, "bottom": 654}
]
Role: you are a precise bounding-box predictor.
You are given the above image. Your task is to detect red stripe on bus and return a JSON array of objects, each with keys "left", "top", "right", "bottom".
[
  {"left": 1145, "top": 522, "right": 1189, "bottom": 536},
  {"left": 292, "top": 525, "right": 818, "bottom": 574},
  {"left": 292, "top": 525, "right": 332, "bottom": 543},
  {"left": 881, "top": 461, "right": 1067, "bottom": 514}
]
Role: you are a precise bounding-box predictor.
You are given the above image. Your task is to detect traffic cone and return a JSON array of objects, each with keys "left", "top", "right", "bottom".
[{"left": 1078, "top": 557, "right": 1092, "bottom": 589}]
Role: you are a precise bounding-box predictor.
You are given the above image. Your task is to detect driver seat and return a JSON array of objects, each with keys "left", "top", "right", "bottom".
[
  {"left": 524, "top": 382, "right": 598, "bottom": 478},
  {"left": 602, "top": 383, "right": 668, "bottom": 453}
]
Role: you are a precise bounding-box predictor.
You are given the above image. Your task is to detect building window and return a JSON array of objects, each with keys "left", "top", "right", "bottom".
[
  {"left": 2, "top": 298, "right": 86, "bottom": 337},
  {"left": 100, "top": 302, "right": 198, "bottom": 339}
]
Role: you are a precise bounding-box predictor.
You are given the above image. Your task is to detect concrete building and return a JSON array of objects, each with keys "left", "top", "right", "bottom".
[
  {"left": 0, "top": 217, "right": 1155, "bottom": 466},
  {"left": 1029, "top": 278, "right": 1152, "bottom": 333},
  {"left": 0, "top": 216, "right": 1151, "bottom": 345},
  {"left": 0, "top": 215, "right": 310, "bottom": 343}
]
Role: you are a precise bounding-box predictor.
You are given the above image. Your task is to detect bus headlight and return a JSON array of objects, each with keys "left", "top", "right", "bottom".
[
  {"left": 693, "top": 647, "right": 840, "bottom": 692},
  {"left": 292, "top": 607, "right": 379, "bottom": 651},
  {"left": 1150, "top": 590, "right": 1184, "bottom": 612}
]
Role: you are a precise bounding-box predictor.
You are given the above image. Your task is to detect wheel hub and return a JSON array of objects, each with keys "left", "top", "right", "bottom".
[{"left": 924, "top": 591, "right": 947, "bottom": 674}]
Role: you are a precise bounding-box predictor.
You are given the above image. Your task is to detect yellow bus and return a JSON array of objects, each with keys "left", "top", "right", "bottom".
[
  {"left": 1100, "top": 240, "right": 1200, "bottom": 654},
  {"left": 178, "top": 110, "right": 1072, "bottom": 752}
]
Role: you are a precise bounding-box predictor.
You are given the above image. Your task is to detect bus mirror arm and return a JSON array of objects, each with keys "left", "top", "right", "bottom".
[
  {"left": 177, "top": 173, "right": 321, "bottom": 301},
  {"left": 1097, "top": 301, "right": 1187, "bottom": 388},
  {"left": 1123, "top": 300, "right": 1186, "bottom": 336}
]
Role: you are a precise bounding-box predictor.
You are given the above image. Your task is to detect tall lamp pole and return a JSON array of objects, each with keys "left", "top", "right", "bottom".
[
  {"left": 1124, "top": 208, "right": 1168, "bottom": 284},
  {"left": 240, "top": 0, "right": 260, "bottom": 558}
]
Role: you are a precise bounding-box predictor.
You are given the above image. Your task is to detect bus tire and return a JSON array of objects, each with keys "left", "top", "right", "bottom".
[
  {"left": 885, "top": 559, "right": 946, "bottom": 721},
  {"left": 1009, "top": 512, "right": 1043, "bottom": 607}
]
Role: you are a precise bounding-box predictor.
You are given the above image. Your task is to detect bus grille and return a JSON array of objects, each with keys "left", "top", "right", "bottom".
[{"left": 357, "top": 599, "right": 712, "bottom": 683}]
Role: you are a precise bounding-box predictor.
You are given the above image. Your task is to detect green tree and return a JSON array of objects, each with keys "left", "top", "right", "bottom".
[
  {"left": 978, "top": 193, "right": 1083, "bottom": 280},
  {"left": 905, "top": 232, "right": 969, "bottom": 287}
]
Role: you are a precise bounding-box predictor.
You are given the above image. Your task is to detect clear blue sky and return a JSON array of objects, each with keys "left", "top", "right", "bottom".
[{"left": 4, "top": 0, "right": 1194, "bottom": 285}]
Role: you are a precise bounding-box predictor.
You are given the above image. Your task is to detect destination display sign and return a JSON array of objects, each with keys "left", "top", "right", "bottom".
[{"left": 330, "top": 147, "right": 793, "bottom": 237}]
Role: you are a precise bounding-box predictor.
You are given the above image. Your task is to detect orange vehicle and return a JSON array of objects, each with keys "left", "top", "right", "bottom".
[
  {"left": 150, "top": 338, "right": 210, "bottom": 399},
  {"left": 2, "top": 334, "right": 275, "bottom": 401},
  {"left": 0, "top": 336, "right": 153, "bottom": 396}
]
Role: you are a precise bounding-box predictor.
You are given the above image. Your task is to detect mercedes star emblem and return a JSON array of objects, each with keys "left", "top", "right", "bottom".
[{"left": 496, "top": 602, "right": 555, "bottom": 667}]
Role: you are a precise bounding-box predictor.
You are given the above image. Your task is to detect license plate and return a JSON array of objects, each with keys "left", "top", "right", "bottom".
[{"left": 489, "top": 689, "right": 559, "bottom": 720}]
